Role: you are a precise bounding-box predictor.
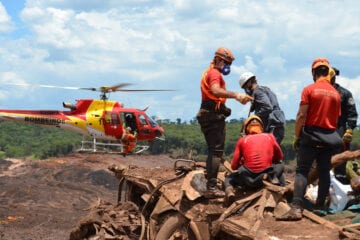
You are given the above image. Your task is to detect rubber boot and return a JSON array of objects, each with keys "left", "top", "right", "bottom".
[
  {"left": 223, "top": 176, "right": 235, "bottom": 206},
  {"left": 204, "top": 155, "right": 224, "bottom": 198},
  {"left": 276, "top": 204, "right": 303, "bottom": 221},
  {"left": 224, "top": 186, "right": 235, "bottom": 207}
]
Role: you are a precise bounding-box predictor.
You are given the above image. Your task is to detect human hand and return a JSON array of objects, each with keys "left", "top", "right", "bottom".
[
  {"left": 293, "top": 138, "right": 300, "bottom": 152},
  {"left": 343, "top": 129, "right": 353, "bottom": 143},
  {"left": 236, "top": 93, "right": 253, "bottom": 105}
]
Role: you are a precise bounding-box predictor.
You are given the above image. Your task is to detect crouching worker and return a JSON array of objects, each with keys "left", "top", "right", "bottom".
[
  {"left": 224, "top": 115, "right": 285, "bottom": 205},
  {"left": 122, "top": 127, "right": 137, "bottom": 156}
]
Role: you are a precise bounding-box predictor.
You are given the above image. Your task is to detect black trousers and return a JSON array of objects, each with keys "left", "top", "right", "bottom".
[
  {"left": 197, "top": 109, "right": 226, "bottom": 188},
  {"left": 292, "top": 144, "right": 335, "bottom": 208}
]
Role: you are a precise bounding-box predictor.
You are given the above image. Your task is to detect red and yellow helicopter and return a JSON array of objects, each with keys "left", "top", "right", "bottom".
[{"left": 0, "top": 83, "right": 171, "bottom": 154}]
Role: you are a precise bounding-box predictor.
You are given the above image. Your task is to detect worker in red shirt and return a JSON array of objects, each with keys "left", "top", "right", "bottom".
[
  {"left": 196, "top": 47, "right": 253, "bottom": 198},
  {"left": 277, "top": 58, "right": 343, "bottom": 221},
  {"left": 224, "top": 115, "right": 285, "bottom": 205}
]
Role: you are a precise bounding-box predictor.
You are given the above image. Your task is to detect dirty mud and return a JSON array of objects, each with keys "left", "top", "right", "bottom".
[{"left": 0, "top": 154, "right": 356, "bottom": 240}]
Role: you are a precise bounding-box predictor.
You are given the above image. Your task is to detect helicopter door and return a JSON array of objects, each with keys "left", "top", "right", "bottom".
[
  {"left": 137, "top": 114, "right": 151, "bottom": 136},
  {"left": 103, "top": 112, "right": 122, "bottom": 139},
  {"left": 123, "top": 113, "right": 138, "bottom": 134}
]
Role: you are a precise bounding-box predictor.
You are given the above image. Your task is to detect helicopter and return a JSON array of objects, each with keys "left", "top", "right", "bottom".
[{"left": 0, "top": 83, "right": 172, "bottom": 154}]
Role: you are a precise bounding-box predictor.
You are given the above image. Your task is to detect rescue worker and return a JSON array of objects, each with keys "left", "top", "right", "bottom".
[
  {"left": 196, "top": 47, "right": 253, "bottom": 198},
  {"left": 239, "top": 72, "right": 286, "bottom": 145},
  {"left": 329, "top": 67, "right": 358, "bottom": 184},
  {"left": 277, "top": 58, "right": 342, "bottom": 221},
  {"left": 224, "top": 115, "right": 285, "bottom": 205},
  {"left": 122, "top": 127, "right": 136, "bottom": 156}
]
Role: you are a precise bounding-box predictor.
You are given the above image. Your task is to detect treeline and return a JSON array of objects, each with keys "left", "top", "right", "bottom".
[
  {"left": 0, "top": 120, "right": 359, "bottom": 161},
  {"left": 152, "top": 120, "right": 360, "bottom": 162}
]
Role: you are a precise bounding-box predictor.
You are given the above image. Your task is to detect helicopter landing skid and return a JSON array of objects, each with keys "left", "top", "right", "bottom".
[{"left": 77, "top": 139, "right": 149, "bottom": 155}]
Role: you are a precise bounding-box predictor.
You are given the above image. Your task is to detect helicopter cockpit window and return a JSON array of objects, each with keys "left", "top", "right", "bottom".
[
  {"left": 105, "top": 113, "right": 120, "bottom": 125},
  {"left": 138, "top": 115, "right": 148, "bottom": 125},
  {"left": 147, "top": 116, "right": 158, "bottom": 128}
]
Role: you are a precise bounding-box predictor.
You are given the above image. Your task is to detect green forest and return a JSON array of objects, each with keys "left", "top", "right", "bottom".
[{"left": 0, "top": 120, "right": 359, "bottom": 162}]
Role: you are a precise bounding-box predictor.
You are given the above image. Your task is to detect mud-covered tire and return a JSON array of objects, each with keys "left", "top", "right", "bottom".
[{"left": 155, "top": 213, "right": 197, "bottom": 240}]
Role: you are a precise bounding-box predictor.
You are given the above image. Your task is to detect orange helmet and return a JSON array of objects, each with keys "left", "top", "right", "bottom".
[
  {"left": 243, "top": 115, "right": 263, "bottom": 134},
  {"left": 311, "top": 57, "right": 329, "bottom": 70},
  {"left": 215, "top": 47, "right": 235, "bottom": 63}
]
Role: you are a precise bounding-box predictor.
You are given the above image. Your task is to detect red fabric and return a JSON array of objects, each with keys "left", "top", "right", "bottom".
[
  {"left": 231, "top": 133, "right": 283, "bottom": 173},
  {"left": 201, "top": 67, "right": 226, "bottom": 101},
  {"left": 300, "top": 78, "right": 341, "bottom": 130}
]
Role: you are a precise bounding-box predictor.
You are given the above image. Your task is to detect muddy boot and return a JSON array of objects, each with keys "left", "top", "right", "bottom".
[
  {"left": 224, "top": 186, "right": 235, "bottom": 207},
  {"left": 204, "top": 188, "right": 225, "bottom": 199},
  {"left": 276, "top": 205, "right": 303, "bottom": 221},
  {"left": 204, "top": 179, "right": 225, "bottom": 199},
  {"left": 312, "top": 204, "right": 328, "bottom": 216},
  {"left": 263, "top": 173, "right": 280, "bottom": 185}
]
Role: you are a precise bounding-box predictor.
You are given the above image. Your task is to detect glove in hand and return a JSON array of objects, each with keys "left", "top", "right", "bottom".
[
  {"left": 236, "top": 93, "right": 253, "bottom": 105},
  {"left": 293, "top": 138, "right": 300, "bottom": 152},
  {"left": 343, "top": 129, "right": 353, "bottom": 143}
]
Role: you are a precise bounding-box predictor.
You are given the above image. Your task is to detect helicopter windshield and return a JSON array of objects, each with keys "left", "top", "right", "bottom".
[{"left": 146, "top": 115, "right": 158, "bottom": 128}]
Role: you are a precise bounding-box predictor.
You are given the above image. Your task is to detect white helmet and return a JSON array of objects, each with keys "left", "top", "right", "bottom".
[{"left": 239, "top": 72, "right": 255, "bottom": 88}]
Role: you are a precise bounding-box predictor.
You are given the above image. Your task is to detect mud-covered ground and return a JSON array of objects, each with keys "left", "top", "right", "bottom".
[{"left": 0, "top": 153, "right": 353, "bottom": 240}]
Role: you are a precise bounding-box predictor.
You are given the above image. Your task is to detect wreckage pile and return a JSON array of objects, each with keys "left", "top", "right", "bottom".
[{"left": 70, "top": 152, "right": 360, "bottom": 240}]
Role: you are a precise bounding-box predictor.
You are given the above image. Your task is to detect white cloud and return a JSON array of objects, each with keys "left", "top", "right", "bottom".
[
  {"left": 0, "top": 0, "right": 359, "bottom": 123},
  {"left": 0, "top": 2, "right": 14, "bottom": 32}
]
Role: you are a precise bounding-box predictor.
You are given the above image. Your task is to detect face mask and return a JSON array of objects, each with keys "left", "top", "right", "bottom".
[
  {"left": 246, "top": 124, "right": 263, "bottom": 134},
  {"left": 221, "top": 65, "right": 231, "bottom": 75}
]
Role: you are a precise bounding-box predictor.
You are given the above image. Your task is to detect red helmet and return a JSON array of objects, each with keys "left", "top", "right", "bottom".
[
  {"left": 215, "top": 47, "right": 235, "bottom": 63},
  {"left": 311, "top": 57, "right": 329, "bottom": 70}
]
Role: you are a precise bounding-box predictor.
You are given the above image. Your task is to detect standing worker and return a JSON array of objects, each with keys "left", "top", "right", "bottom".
[
  {"left": 329, "top": 67, "right": 358, "bottom": 184},
  {"left": 277, "top": 58, "right": 343, "bottom": 221},
  {"left": 196, "top": 47, "right": 253, "bottom": 198},
  {"left": 122, "top": 127, "right": 137, "bottom": 156},
  {"left": 239, "top": 72, "right": 286, "bottom": 144}
]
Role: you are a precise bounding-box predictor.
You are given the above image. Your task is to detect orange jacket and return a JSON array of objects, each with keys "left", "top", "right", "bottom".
[{"left": 200, "top": 63, "right": 226, "bottom": 110}]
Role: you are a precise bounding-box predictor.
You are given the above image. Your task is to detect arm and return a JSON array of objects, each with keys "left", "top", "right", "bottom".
[
  {"left": 231, "top": 139, "right": 243, "bottom": 170},
  {"left": 210, "top": 83, "right": 253, "bottom": 104},
  {"left": 295, "top": 104, "right": 309, "bottom": 139},
  {"left": 345, "top": 92, "right": 358, "bottom": 130},
  {"left": 272, "top": 135, "right": 284, "bottom": 162}
]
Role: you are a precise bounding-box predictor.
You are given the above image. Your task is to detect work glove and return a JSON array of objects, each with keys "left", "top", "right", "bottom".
[
  {"left": 343, "top": 129, "right": 353, "bottom": 143},
  {"left": 293, "top": 138, "right": 300, "bottom": 152},
  {"left": 236, "top": 93, "right": 253, "bottom": 105}
]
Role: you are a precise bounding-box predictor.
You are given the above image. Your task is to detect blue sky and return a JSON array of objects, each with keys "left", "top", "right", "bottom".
[{"left": 0, "top": 0, "right": 359, "bottom": 123}]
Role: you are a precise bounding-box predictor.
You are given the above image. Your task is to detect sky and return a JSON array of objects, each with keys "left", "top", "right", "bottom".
[{"left": 0, "top": 0, "right": 359, "bottom": 123}]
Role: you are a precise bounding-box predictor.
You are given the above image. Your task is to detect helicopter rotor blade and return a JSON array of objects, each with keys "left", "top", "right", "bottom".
[
  {"left": 116, "top": 89, "right": 176, "bottom": 92},
  {"left": 4, "top": 83, "right": 80, "bottom": 90},
  {"left": 3, "top": 82, "right": 176, "bottom": 93},
  {"left": 109, "top": 83, "right": 134, "bottom": 92}
]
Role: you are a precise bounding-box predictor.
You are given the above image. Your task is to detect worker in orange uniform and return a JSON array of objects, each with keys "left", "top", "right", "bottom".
[
  {"left": 122, "top": 127, "right": 137, "bottom": 156},
  {"left": 196, "top": 47, "right": 253, "bottom": 198},
  {"left": 277, "top": 58, "right": 343, "bottom": 221}
]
